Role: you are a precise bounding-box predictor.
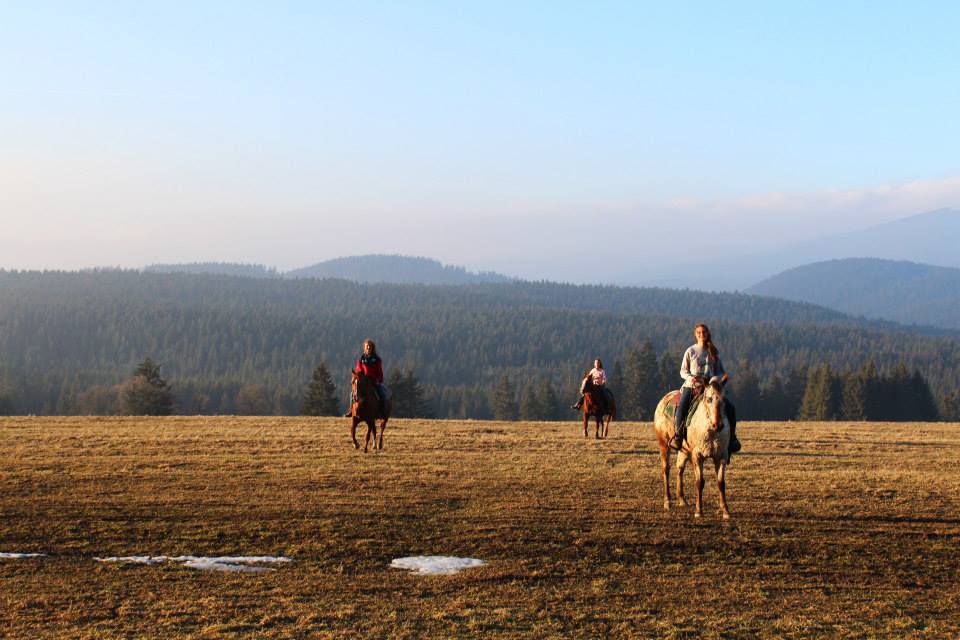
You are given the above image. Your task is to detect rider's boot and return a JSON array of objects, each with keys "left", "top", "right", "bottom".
[
  {"left": 668, "top": 427, "right": 685, "bottom": 451},
  {"left": 572, "top": 396, "right": 583, "bottom": 410},
  {"left": 728, "top": 422, "right": 742, "bottom": 454}
]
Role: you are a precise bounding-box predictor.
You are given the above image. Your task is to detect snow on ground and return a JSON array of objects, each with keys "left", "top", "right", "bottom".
[
  {"left": 94, "top": 555, "right": 292, "bottom": 572},
  {"left": 0, "top": 552, "right": 46, "bottom": 559},
  {"left": 390, "top": 556, "right": 486, "bottom": 575}
]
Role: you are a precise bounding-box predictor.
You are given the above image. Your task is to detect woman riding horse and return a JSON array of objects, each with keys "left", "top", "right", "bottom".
[
  {"left": 345, "top": 339, "right": 390, "bottom": 416},
  {"left": 669, "top": 324, "right": 740, "bottom": 454}
]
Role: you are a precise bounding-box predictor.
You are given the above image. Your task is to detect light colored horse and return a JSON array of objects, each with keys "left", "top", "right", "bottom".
[{"left": 653, "top": 382, "right": 731, "bottom": 519}]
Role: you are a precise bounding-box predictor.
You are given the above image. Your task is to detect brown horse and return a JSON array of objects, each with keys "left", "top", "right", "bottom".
[
  {"left": 653, "top": 381, "right": 731, "bottom": 519},
  {"left": 582, "top": 377, "right": 615, "bottom": 439},
  {"left": 349, "top": 371, "right": 391, "bottom": 452}
]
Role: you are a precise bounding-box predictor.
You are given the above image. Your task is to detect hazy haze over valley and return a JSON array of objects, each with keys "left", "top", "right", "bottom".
[{"left": 3, "top": 5, "right": 959, "bottom": 283}]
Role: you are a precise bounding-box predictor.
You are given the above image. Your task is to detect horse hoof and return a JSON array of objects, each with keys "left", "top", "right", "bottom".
[
  {"left": 677, "top": 498, "right": 687, "bottom": 507},
  {"left": 722, "top": 512, "right": 731, "bottom": 520},
  {"left": 694, "top": 512, "right": 702, "bottom": 519},
  {"left": 663, "top": 501, "right": 671, "bottom": 511},
  {"left": 352, "top": 442, "right": 359, "bottom": 450}
]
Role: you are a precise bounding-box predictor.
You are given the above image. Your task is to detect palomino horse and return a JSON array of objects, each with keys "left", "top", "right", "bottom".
[
  {"left": 653, "top": 381, "right": 731, "bottom": 519},
  {"left": 582, "top": 378, "right": 615, "bottom": 439},
  {"left": 349, "top": 371, "right": 391, "bottom": 452}
]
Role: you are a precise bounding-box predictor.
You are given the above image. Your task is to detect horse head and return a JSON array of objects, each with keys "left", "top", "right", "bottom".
[
  {"left": 352, "top": 370, "right": 375, "bottom": 401},
  {"left": 702, "top": 379, "right": 726, "bottom": 431}
]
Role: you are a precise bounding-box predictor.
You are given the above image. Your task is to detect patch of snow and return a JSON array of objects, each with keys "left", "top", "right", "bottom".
[
  {"left": 94, "top": 555, "right": 166, "bottom": 565},
  {"left": 0, "top": 552, "right": 46, "bottom": 559},
  {"left": 94, "top": 555, "right": 292, "bottom": 572},
  {"left": 390, "top": 556, "right": 486, "bottom": 575}
]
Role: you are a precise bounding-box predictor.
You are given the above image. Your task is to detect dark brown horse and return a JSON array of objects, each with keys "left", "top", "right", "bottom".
[
  {"left": 349, "top": 371, "right": 391, "bottom": 452},
  {"left": 582, "top": 377, "right": 615, "bottom": 439}
]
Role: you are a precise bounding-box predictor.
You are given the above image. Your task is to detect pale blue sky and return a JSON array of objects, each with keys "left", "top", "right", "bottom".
[{"left": 2, "top": 2, "right": 959, "bottom": 280}]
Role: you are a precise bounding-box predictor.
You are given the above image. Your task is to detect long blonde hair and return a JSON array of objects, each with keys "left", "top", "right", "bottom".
[{"left": 695, "top": 323, "right": 719, "bottom": 361}]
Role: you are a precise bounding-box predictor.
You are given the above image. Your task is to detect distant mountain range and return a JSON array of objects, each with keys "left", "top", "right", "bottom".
[
  {"left": 747, "top": 258, "right": 960, "bottom": 330},
  {"left": 284, "top": 255, "right": 512, "bottom": 284},
  {"left": 630, "top": 208, "right": 960, "bottom": 291},
  {"left": 145, "top": 262, "right": 279, "bottom": 278},
  {"left": 146, "top": 255, "right": 513, "bottom": 285}
]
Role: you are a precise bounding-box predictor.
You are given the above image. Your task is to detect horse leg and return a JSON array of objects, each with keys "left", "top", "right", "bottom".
[
  {"left": 364, "top": 422, "right": 374, "bottom": 453},
  {"left": 675, "top": 451, "right": 688, "bottom": 507},
  {"left": 583, "top": 412, "right": 588, "bottom": 438},
  {"left": 603, "top": 415, "right": 611, "bottom": 439},
  {"left": 694, "top": 457, "right": 705, "bottom": 519},
  {"left": 351, "top": 417, "right": 359, "bottom": 450},
  {"left": 595, "top": 415, "right": 601, "bottom": 439},
  {"left": 659, "top": 436, "right": 672, "bottom": 510},
  {"left": 714, "top": 458, "right": 730, "bottom": 519},
  {"left": 377, "top": 418, "right": 387, "bottom": 450}
]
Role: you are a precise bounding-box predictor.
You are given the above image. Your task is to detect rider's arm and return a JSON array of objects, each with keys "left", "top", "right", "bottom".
[{"left": 680, "top": 348, "right": 694, "bottom": 385}]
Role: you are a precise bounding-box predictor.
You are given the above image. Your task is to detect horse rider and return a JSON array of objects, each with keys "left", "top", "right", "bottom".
[
  {"left": 345, "top": 339, "right": 390, "bottom": 416},
  {"left": 573, "top": 358, "right": 612, "bottom": 415},
  {"left": 668, "top": 324, "right": 741, "bottom": 453}
]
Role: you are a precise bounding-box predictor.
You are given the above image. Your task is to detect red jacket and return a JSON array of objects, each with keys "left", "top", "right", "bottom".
[{"left": 355, "top": 354, "right": 384, "bottom": 384}]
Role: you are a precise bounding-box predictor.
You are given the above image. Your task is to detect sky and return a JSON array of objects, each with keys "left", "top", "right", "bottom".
[{"left": 2, "top": 1, "right": 959, "bottom": 282}]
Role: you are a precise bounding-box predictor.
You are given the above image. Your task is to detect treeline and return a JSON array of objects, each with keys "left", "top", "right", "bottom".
[
  {"left": 4, "top": 349, "right": 944, "bottom": 423},
  {"left": 0, "top": 270, "right": 958, "bottom": 420}
]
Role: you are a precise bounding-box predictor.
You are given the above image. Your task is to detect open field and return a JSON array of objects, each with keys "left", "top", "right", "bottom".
[{"left": 1, "top": 417, "right": 959, "bottom": 638}]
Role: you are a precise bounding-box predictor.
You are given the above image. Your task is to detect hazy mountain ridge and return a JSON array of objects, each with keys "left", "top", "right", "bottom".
[
  {"left": 146, "top": 255, "right": 512, "bottom": 285},
  {"left": 747, "top": 258, "right": 960, "bottom": 330},
  {"left": 285, "top": 254, "right": 512, "bottom": 284},
  {"left": 627, "top": 208, "right": 960, "bottom": 291},
  {"left": 145, "top": 262, "right": 279, "bottom": 278}
]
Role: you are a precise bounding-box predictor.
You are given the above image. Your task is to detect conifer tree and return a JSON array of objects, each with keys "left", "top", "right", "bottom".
[
  {"left": 907, "top": 369, "right": 939, "bottom": 421},
  {"left": 491, "top": 375, "right": 518, "bottom": 421},
  {"left": 631, "top": 341, "right": 662, "bottom": 421},
  {"left": 731, "top": 360, "right": 761, "bottom": 417},
  {"left": 402, "top": 369, "right": 432, "bottom": 418},
  {"left": 785, "top": 365, "right": 809, "bottom": 419},
  {"left": 861, "top": 361, "right": 882, "bottom": 420},
  {"left": 798, "top": 365, "right": 838, "bottom": 421},
  {"left": 611, "top": 360, "right": 624, "bottom": 399},
  {"left": 538, "top": 379, "right": 561, "bottom": 421},
  {"left": 519, "top": 379, "right": 542, "bottom": 420},
  {"left": 122, "top": 357, "right": 174, "bottom": 415},
  {"left": 387, "top": 369, "right": 432, "bottom": 418},
  {"left": 758, "top": 373, "right": 788, "bottom": 420},
  {"left": 658, "top": 352, "right": 675, "bottom": 395},
  {"left": 235, "top": 383, "right": 270, "bottom": 415},
  {"left": 301, "top": 362, "right": 340, "bottom": 416},
  {"left": 840, "top": 369, "right": 867, "bottom": 420}
]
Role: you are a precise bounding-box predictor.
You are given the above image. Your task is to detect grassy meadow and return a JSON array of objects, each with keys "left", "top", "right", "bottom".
[{"left": 1, "top": 416, "right": 958, "bottom": 638}]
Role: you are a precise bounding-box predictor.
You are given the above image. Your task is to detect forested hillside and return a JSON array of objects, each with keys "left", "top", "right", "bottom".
[
  {"left": 747, "top": 258, "right": 960, "bottom": 329},
  {"left": 0, "top": 270, "right": 957, "bottom": 419}
]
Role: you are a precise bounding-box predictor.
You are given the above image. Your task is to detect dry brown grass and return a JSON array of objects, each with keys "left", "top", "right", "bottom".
[{"left": 1, "top": 416, "right": 959, "bottom": 638}]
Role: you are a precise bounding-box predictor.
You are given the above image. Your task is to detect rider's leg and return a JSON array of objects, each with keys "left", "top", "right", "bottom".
[
  {"left": 670, "top": 387, "right": 694, "bottom": 449},
  {"left": 598, "top": 385, "right": 609, "bottom": 415},
  {"left": 344, "top": 390, "right": 356, "bottom": 417},
  {"left": 572, "top": 393, "right": 584, "bottom": 410},
  {"left": 726, "top": 399, "right": 741, "bottom": 453},
  {"left": 603, "top": 387, "right": 613, "bottom": 414},
  {"left": 375, "top": 384, "right": 389, "bottom": 412}
]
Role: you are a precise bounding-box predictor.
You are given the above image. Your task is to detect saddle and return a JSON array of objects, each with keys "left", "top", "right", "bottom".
[{"left": 664, "top": 388, "right": 708, "bottom": 432}]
